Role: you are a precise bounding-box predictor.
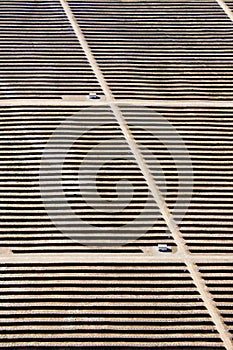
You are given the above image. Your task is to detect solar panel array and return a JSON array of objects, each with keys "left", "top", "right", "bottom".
[
  {"left": 0, "top": 262, "right": 224, "bottom": 348},
  {"left": 0, "top": 0, "right": 233, "bottom": 349},
  {"left": 69, "top": 0, "right": 233, "bottom": 100}
]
